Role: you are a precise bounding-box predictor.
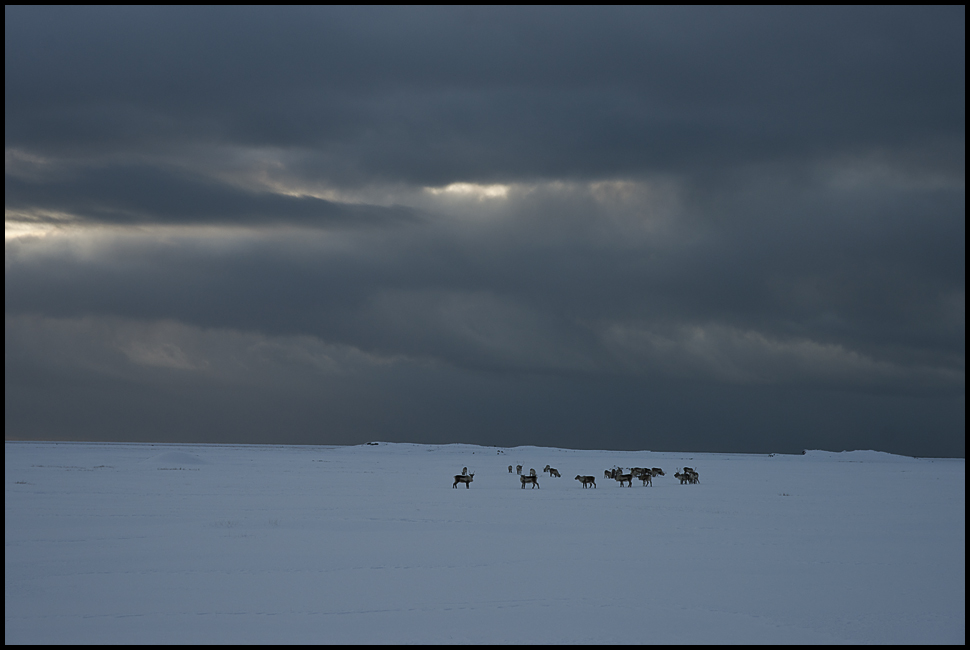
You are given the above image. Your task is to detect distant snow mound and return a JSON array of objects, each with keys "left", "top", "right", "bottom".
[
  {"left": 146, "top": 451, "right": 209, "bottom": 466},
  {"left": 801, "top": 449, "right": 915, "bottom": 463}
]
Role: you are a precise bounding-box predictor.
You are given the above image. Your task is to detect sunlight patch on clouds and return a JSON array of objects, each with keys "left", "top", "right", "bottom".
[
  {"left": 5, "top": 220, "right": 61, "bottom": 241},
  {"left": 5, "top": 209, "right": 81, "bottom": 240},
  {"left": 425, "top": 182, "right": 511, "bottom": 200}
]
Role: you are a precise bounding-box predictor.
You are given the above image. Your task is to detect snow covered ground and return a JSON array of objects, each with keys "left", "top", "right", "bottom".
[{"left": 5, "top": 441, "right": 965, "bottom": 644}]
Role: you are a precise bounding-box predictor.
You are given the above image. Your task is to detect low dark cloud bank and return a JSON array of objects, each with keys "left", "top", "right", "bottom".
[{"left": 5, "top": 7, "right": 965, "bottom": 456}]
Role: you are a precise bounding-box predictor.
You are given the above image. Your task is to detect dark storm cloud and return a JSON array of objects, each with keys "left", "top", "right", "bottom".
[
  {"left": 5, "top": 313, "right": 963, "bottom": 456},
  {"left": 5, "top": 162, "right": 418, "bottom": 226},
  {"left": 5, "top": 7, "right": 965, "bottom": 456},
  {"left": 6, "top": 6, "right": 964, "bottom": 184}
]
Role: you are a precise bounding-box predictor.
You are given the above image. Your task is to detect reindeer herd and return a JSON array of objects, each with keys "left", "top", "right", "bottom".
[{"left": 454, "top": 463, "right": 700, "bottom": 489}]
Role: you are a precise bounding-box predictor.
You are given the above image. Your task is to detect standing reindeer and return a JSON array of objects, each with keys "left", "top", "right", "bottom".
[
  {"left": 575, "top": 475, "right": 596, "bottom": 488},
  {"left": 453, "top": 473, "right": 475, "bottom": 488},
  {"left": 520, "top": 475, "right": 539, "bottom": 489}
]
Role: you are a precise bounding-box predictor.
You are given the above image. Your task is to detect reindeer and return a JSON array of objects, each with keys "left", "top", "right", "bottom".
[
  {"left": 529, "top": 468, "right": 537, "bottom": 477},
  {"left": 639, "top": 467, "right": 664, "bottom": 486},
  {"left": 516, "top": 465, "right": 523, "bottom": 475},
  {"left": 453, "top": 473, "right": 475, "bottom": 488},
  {"left": 575, "top": 475, "right": 596, "bottom": 488},
  {"left": 543, "top": 465, "right": 551, "bottom": 474},
  {"left": 548, "top": 468, "right": 561, "bottom": 478},
  {"left": 674, "top": 469, "right": 698, "bottom": 485},
  {"left": 461, "top": 467, "right": 468, "bottom": 476},
  {"left": 631, "top": 468, "right": 654, "bottom": 481},
  {"left": 508, "top": 465, "right": 514, "bottom": 474},
  {"left": 520, "top": 475, "right": 539, "bottom": 489},
  {"left": 615, "top": 471, "right": 633, "bottom": 487}
]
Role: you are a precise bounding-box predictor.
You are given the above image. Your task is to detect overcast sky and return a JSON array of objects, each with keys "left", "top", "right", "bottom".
[{"left": 5, "top": 7, "right": 965, "bottom": 456}]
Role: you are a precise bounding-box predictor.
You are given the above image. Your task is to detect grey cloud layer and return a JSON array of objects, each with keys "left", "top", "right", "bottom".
[
  {"left": 7, "top": 177, "right": 962, "bottom": 383},
  {"left": 6, "top": 313, "right": 963, "bottom": 455},
  {"left": 5, "top": 7, "right": 965, "bottom": 455},
  {"left": 6, "top": 7, "right": 964, "bottom": 182}
]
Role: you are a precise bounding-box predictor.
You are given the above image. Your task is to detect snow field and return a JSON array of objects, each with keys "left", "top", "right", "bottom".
[{"left": 5, "top": 441, "right": 965, "bottom": 644}]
